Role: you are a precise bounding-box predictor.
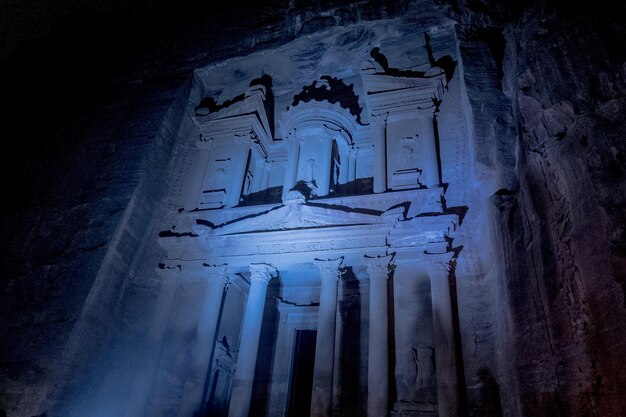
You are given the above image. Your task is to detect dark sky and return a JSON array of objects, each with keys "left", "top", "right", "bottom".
[{"left": 1, "top": 1, "right": 139, "bottom": 59}]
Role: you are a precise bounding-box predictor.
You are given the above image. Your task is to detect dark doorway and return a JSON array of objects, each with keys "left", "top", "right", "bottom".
[{"left": 288, "top": 329, "right": 317, "bottom": 417}]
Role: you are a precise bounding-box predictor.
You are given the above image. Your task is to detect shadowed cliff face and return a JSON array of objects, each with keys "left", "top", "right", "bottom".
[
  {"left": 453, "top": 0, "right": 626, "bottom": 416},
  {"left": 0, "top": 0, "right": 625, "bottom": 416},
  {"left": 0, "top": 2, "right": 416, "bottom": 416}
]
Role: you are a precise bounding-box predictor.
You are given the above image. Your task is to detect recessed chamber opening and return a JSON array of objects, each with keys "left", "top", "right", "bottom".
[{"left": 288, "top": 329, "right": 317, "bottom": 417}]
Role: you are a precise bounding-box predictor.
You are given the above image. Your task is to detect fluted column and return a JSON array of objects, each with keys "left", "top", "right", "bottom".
[
  {"left": 228, "top": 263, "right": 277, "bottom": 417},
  {"left": 364, "top": 254, "right": 394, "bottom": 417},
  {"left": 177, "top": 264, "right": 229, "bottom": 417},
  {"left": 426, "top": 257, "right": 459, "bottom": 417},
  {"left": 311, "top": 257, "right": 344, "bottom": 417},
  {"left": 124, "top": 266, "right": 183, "bottom": 417}
]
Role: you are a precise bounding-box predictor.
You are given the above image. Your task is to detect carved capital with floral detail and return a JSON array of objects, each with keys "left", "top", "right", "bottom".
[
  {"left": 249, "top": 263, "right": 277, "bottom": 284},
  {"left": 363, "top": 253, "right": 395, "bottom": 279},
  {"left": 313, "top": 257, "right": 344, "bottom": 281}
]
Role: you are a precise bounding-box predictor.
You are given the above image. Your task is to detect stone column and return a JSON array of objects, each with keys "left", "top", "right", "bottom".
[
  {"left": 364, "top": 254, "right": 394, "bottom": 417},
  {"left": 228, "top": 263, "right": 277, "bottom": 417},
  {"left": 225, "top": 137, "right": 251, "bottom": 207},
  {"left": 426, "top": 257, "right": 458, "bottom": 417},
  {"left": 348, "top": 147, "right": 358, "bottom": 183},
  {"left": 177, "top": 264, "right": 229, "bottom": 417},
  {"left": 282, "top": 138, "right": 300, "bottom": 199},
  {"left": 417, "top": 114, "right": 440, "bottom": 188},
  {"left": 311, "top": 257, "right": 344, "bottom": 417},
  {"left": 316, "top": 137, "right": 334, "bottom": 197},
  {"left": 337, "top": 146, "right": 349, "bottom": 186},
  {"left": 372, "top": 114, "right": 388, "bottom": 193},
  {"left": 332, "top": 279, "right": 345, "bottom": 416},
  {"left": 124, "top": 266, "right": 182, "bottom": 417}
]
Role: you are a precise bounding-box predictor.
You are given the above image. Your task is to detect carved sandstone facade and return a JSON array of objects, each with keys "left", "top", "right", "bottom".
[{"left": 129, "top": 42, "right": 469, "bottom": 417}]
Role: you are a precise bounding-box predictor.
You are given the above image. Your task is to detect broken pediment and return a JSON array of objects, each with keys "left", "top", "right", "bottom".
[
  {"left": 290, "top": 75, "right": 363, "bottom": 124},
  {"left": 360, "top": 44, "right": 452, "bottom": 116},
  {"left": 361, "top": 68, "right": 447, "bottom": 115},
  {"left": 194, "top": 82, "right": 274, "bottom": 152}
]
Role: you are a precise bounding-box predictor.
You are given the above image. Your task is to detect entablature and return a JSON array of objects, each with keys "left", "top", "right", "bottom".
[{"left": 158, "top": 186, "right": 460, "bottom": 271}]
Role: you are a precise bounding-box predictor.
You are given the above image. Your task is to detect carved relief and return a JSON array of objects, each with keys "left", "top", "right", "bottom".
[
  {"left": 156, "top": 38, "right": 465, "bottom": 417},
  {"left": 411, "top": 344, "right": 436, "bottom": 403},
  {"left": 206, "top": 337, "right": 237, "bottom": 416},
  {"left": 200, "top": 158, "right": 230, "bottom": 208},
  {"left": 391, "top": 133, "right": 423, "bottom": 188}
]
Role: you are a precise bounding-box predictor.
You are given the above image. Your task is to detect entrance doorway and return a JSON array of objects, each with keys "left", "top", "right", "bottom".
[{"left": 287, "top": 329, "right": 317, "bottom": 417}]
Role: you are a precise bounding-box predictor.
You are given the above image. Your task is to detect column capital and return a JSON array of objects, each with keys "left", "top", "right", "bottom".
[
  {"left": 203, "top": 263, "right": 230, "bottom": 285},
  {"left": 419, "top": 252, "right": 454, "bottom": 276},
  {"left": 249, "top": 263, "right": 277, "bottom": 284},
  {"left": 363, "top": 253, "right": 395, "bottom": 279},
  {"left": 313, "top": 257, "right": 344, "bottom": 281}
]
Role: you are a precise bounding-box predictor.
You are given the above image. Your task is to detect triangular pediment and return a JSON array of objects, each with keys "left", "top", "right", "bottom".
[{"left": 205, "top": 202, "right": 399, "bottom": 236}]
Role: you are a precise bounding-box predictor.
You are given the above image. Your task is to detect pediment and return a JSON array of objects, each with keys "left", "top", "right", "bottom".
[{"left": 201, "top": 202, "right": 400, "bottom": 236}]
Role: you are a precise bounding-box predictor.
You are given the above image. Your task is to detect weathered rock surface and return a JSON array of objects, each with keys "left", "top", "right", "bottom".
[
  {"left": 0, "top": 2, "right": 417, "bottom": 416},
  {"left": 452, "top": 1, "right": 626, "bottom": 416}
]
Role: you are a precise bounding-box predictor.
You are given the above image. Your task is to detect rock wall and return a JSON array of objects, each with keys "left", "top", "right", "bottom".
[
  {"left": 453, "top": 0, "right": 626, "bottom": 416},
  {"left": 0, "top": 2, "right": 416, "bottom": 416}
]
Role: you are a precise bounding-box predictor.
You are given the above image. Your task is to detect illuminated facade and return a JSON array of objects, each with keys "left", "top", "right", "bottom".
[{"left": 127, "top": 32, "right": 470, "bottom": 417}]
